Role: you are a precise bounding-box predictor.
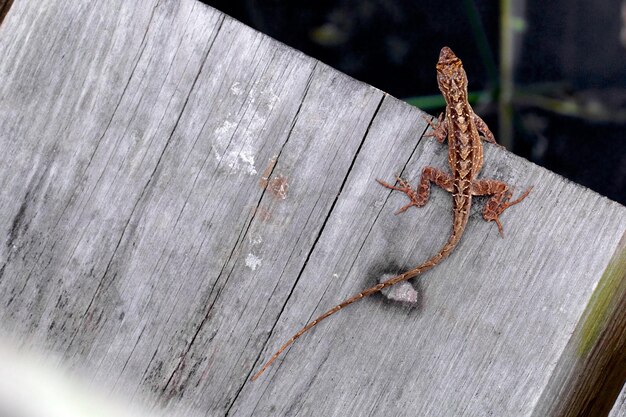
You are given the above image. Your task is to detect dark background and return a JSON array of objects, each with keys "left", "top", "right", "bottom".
[{"left": 201, "top": 0, "right": 626, "bottom": 206}]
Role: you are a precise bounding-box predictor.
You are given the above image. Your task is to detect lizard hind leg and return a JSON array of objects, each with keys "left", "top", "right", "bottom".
[
  {"left": 377, "top": 167, "right": 454, "bottom": 214},
  {"left": 471, "top": 179, "right": 532, "bottom": 237}
]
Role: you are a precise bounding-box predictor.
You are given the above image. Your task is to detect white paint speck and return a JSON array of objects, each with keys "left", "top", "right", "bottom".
[
  {"left": 212, "top": 120, "right": 258, "bottom": 176},
  {"left": 239, "top": 152, "right": 256, "bottom": 174},
  {"left": 230, "top": 82, "right": 244, "bottom": 96},
  {"left": 249, "top": 234, "right": 263, "bottom": 246},
  {"left": 379, "top": 274, "right": 418, "bottom": 306},
  {"left": 214, "top": 120, "right": 237, "bottom": 138},
  {"left": 262, "top": 88, "right": 280, "bottom": 109},
  {"left": 245, "top": 253, "right": 262, "bottom": 271},
  {"left": 223, "top": 146, "right": 257, "bottom": 175}
]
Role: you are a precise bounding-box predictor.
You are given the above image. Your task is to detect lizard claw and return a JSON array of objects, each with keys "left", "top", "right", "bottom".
[
  {"left": 422, "top": 114, "right": 437, "bottom": 131},
  {"left": 495, "top": 218, "right": 504, "bottom": 238},
  {"left": 505, "top": 186, "right": 533, "bottom": 207},
  {"left": 395, "top": 202, "right": 418, "bottom": 214},
  {"left": 377, "top": 176, "right": 422, "bottom": 214},
  {"left": 483, "top": 187, "right": 532, "bottom": 237}
]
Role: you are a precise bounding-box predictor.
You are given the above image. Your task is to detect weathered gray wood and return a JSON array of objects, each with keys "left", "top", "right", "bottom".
[
  {"left": 530, "top": 233, "right": 626, "bottom": 417},
  {"left": 0, "top": 1, "right": 625, "bottom": 416},
  {"left": 610, "top": 387, "right": 626, "bottom": 417}
]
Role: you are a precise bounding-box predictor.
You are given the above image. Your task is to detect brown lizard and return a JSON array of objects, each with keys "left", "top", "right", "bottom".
[{"left": 251, "top": 46, "right": 531, "bottom": 381}]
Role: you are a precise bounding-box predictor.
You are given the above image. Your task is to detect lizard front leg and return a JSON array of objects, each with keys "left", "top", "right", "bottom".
[
  {"left": 472, "top": 113, "right": 497, "bottom": 145},
  {"left": 378, "top": 167, "right": 453, "bottom": 214},
  {"left": 423, "top": 113, "right": 447, "bottom": 143},
  {"left": 471, "top": 179, "right": 532, "bottom": 236}
]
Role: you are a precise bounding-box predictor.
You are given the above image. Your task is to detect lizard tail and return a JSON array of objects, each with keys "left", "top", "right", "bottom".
[{"left": 251, "top": 224, "right": 465, "bottom": 381}]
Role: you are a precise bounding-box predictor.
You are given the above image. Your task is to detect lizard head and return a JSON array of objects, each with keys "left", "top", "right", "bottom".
[{"left": 436, "top": 47, "right": 468, "bottom": 99}]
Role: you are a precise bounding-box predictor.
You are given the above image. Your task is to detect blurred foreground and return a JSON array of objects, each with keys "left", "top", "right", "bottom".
[{"left": 0, "top": 338, "right": 159, "bottom": 417}]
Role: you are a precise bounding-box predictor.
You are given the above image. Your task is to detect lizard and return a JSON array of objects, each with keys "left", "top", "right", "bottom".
[{"left": 251, "top": 46, "right": 531, "bottom": 381}]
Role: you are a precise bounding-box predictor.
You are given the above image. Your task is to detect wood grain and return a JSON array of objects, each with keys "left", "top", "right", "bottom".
[{"left": 0, "top": 1, "right": 624, "bottom": 416}]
